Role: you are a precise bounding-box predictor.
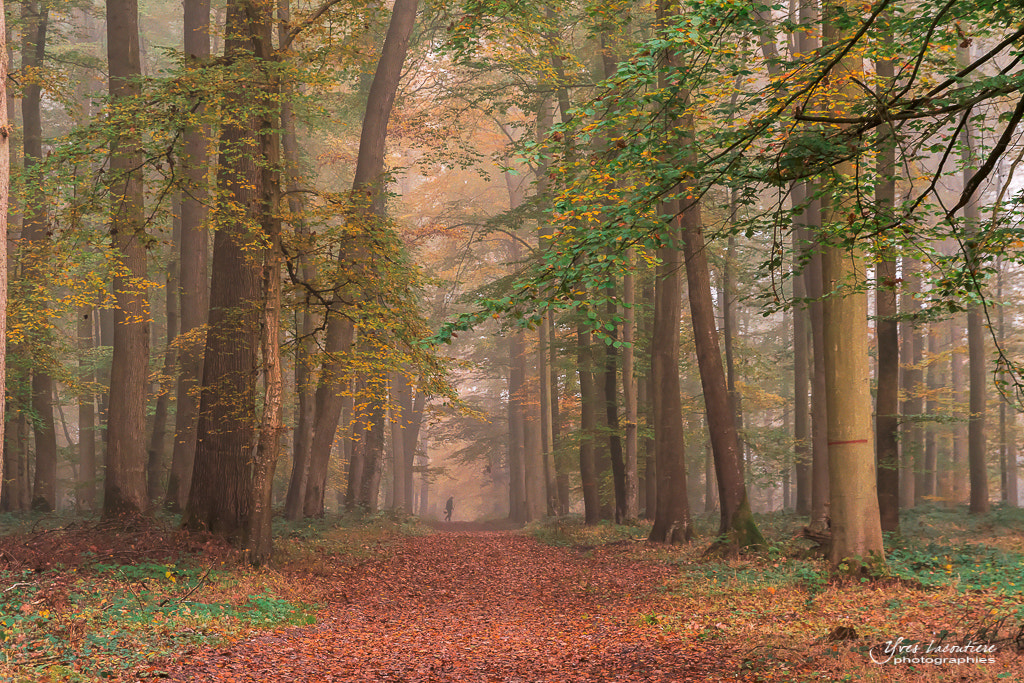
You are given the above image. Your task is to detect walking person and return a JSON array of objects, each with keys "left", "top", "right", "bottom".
[{"left": 444, "top": 496, "right": 454, "bottom": 522}]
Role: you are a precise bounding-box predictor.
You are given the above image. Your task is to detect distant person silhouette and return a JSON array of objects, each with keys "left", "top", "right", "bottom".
[{"left": 444, "top": 496, "right": 454, "bottom": 522}]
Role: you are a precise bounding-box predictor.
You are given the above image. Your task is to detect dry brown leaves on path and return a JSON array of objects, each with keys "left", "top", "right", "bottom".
[{"left": 158, "top": 531, "right": 734, "bottom": 682}]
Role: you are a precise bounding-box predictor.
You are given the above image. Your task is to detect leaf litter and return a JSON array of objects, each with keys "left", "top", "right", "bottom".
[{"left": 160, "top": 530, "right": 731, "bottom": 682}]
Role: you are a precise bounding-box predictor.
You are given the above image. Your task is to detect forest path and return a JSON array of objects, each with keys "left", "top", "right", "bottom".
[{"left": 162, "top": 531, "right": 731, "bottom": 682}]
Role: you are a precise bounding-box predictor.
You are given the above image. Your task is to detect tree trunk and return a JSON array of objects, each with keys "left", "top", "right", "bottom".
[
  {"left": 900, "top": 258, "right": 923, "bottom": 507},
  {"left": 166, "top": 0, "right": 211, "bottom": 513},
  {"left": 648, "top": 1, "right": 692, "bottom": 544},
  {"left": 148, "top": 211, "right": 180, "bottom": 506},
  {"left": 390, "top": 373, "right": 408, "bottom": 512},
  {"left": 304, "top": 0, "right": 419, "bottom": 517},
  {"left": 604, "top": 298, "right": 627, "bottom": 523},
  {"left": 0, "top": 3, "right": 8, "bottom": 504},
  {"left": 525, "top": 397, "right": 546, "bottom": 521},
  {"left": 622, "top": 255, "right": 638, "bottom": 521},
  {"left": 104, "top": 0, "right": 150, "bottom": 518},
  {"left": 874, "top": 47, "right": 899, "bottom": 531},
  {"left": 722, "top": 235, "right": 744, "bottom": 478},
  {"left": 960, "top": 43, "right": 988, "bottom": 514},
  {"left": 921, "top": 325, "right": 938, "bottom": 501},
  {"left": 791, "top": 188, "right": 811, "bottom": 515},
  {"left": 77, "top": 306, "right": 96, "bottom": 511},
  {"left": 22, "top": 2, "right": 58, "bottom": 512},
  {"left": 345, "top": 381, "right": 366, "bottom": 512},
  {"left": 249, "top": 125, "right": 284, "bottom": 564},
  {"left": 682, "top": 202, "right": 762, "bottom": 547},
  {"left": 997, "top": 262, "right": 1019, "bottom": 507},
  {"left": 648, "top": 213, "right": 692, "bottom": 544},
  {"left": 821, "top": 0, "right": 884, "bottom": 568},
  {"left": 577, "top": 320, "right": 600, "bottom": 525},
  {"left": 280, "top": 0, "right": 316, "bottom": 522},
  {"left": 358, "top": 396, "right": 385, "bottom": 511},
  {"left": 508, "top": 328, "right": 528, "bottom": 522},
  {"left": 183, "top": 0, "right": 270, "bottom": 537},
  {"left": 640, "top": 283, "right": 656, "bottom": 520}
]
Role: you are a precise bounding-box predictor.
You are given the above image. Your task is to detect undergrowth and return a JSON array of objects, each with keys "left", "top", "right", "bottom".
[
  {"left": 0, "top": 510, "right": 423, "bottom": 682},
  {"left": 529, "top": 505, "right": 1024, "bottom": 681},
  {"left": 525, "top": 515, "right": 650, "bottom": 548}
]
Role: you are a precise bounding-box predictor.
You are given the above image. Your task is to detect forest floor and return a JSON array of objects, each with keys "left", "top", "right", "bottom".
[{"left": 0, "top": 507, "right": 1022, "bottom": 682}]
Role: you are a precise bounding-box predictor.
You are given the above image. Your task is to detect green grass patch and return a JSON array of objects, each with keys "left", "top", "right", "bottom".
[
  {"left": 0, "top": 511, "right": 428, "bottom": 682},
  {"left": 0, "top": 560, "right": 314, "bottom": 682}
]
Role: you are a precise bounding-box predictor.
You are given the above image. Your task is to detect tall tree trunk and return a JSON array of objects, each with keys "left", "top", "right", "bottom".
[
  {"left": 900, "top": 258, "right": 923, "bottom": 508},
  {"left": 183, "top": 0, "right": 270, "bottom": 537},
  {"left": 997, "top": 262, "right": 1019, "bottom": 506},
  {"left": 390, "top": 373, "right": 408, "bottom": 512},
  {"left": 280, "top": 0, "right": 316, "bottom": 522},
  {"left": 508, "top": 331, "right": 527, "bottom": 522},
  {"left": 577, "top": 320, "right": 600, "bottom": 525},
  {"left": 524, "top": 398, "right": 546, "bottom": 521},
  {"left": 951, "top": 323, "right": 968, "bottom": 503},
  {"left": 959, "top": 44, "right": 988, "bottom": 514},
  {"left": 147, "top": 230, "right": 178, "bottom": 506},
  {"left": 791, "top": 189, "right": 811, "bottom": 515},
  {"left": 304, "top": 0, "right": 419, "bottom": 517},
  {"left": 682, "top": 203, "right": 762, "bottom": 547},
  {"left": 640, "top": 283, "right": 656, "bottom": 520},
  {"left": 821, "top": 0, "right": 884, "bottom": 568},
  {"left": 22, "top": 2, "right": 58, "bottom": 512},
  {"left": 538, "top": 312, "right": 557, "bottom": 515},
  {"left": 345, "top": 380, "right": 366, "bottom": 512},
  {"left": 874, "top": 45, "right": 899, "bottom": 532},
  {"left": 648, "top": 1, "right": 692, "bottom": 544},
  {"left": 77, "top": 306, "right": 96, "bottom": 511},
  {"left": 249, "top": 113, "right": 284, "bottom": 564},
  {"left": 921, "top": 325, "right": 938, "bottom": 501},
  {"left": 358, "top": 395, "right": 385, "bottom": 511},
  {"left": 401, "top": 382, "right": 424, "bottom": 509},
  {"left": 553, "top": 329, "right": 570, "bottom": 516},
  {"left": 104, "top": 0, "right": 150, "bottom": 517},
  {"left": 648, "top": 206, "right": 691, "bottom": 544},
  {"left": 622, "top": 255, "right": 638, "bottom": 520},
  {"left": 605, "top": 298, "right": 627, "bottom": 523},
  {"left": 166, "top": 0, "right": 212, "bottom": 513},
  {"left": 0, "top": 1, "right": 8, "bottom": 505},
  {"left": 722, "top": 235, "right": 744, "bottom": 479},
  {"left": 796, "top": 0, "right": 830, "bottom": 532}
]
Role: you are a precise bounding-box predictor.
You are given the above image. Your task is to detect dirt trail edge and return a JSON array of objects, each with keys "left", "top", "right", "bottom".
[{"left": 160, "top": 531, "right": 733, "bottom": 682}]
